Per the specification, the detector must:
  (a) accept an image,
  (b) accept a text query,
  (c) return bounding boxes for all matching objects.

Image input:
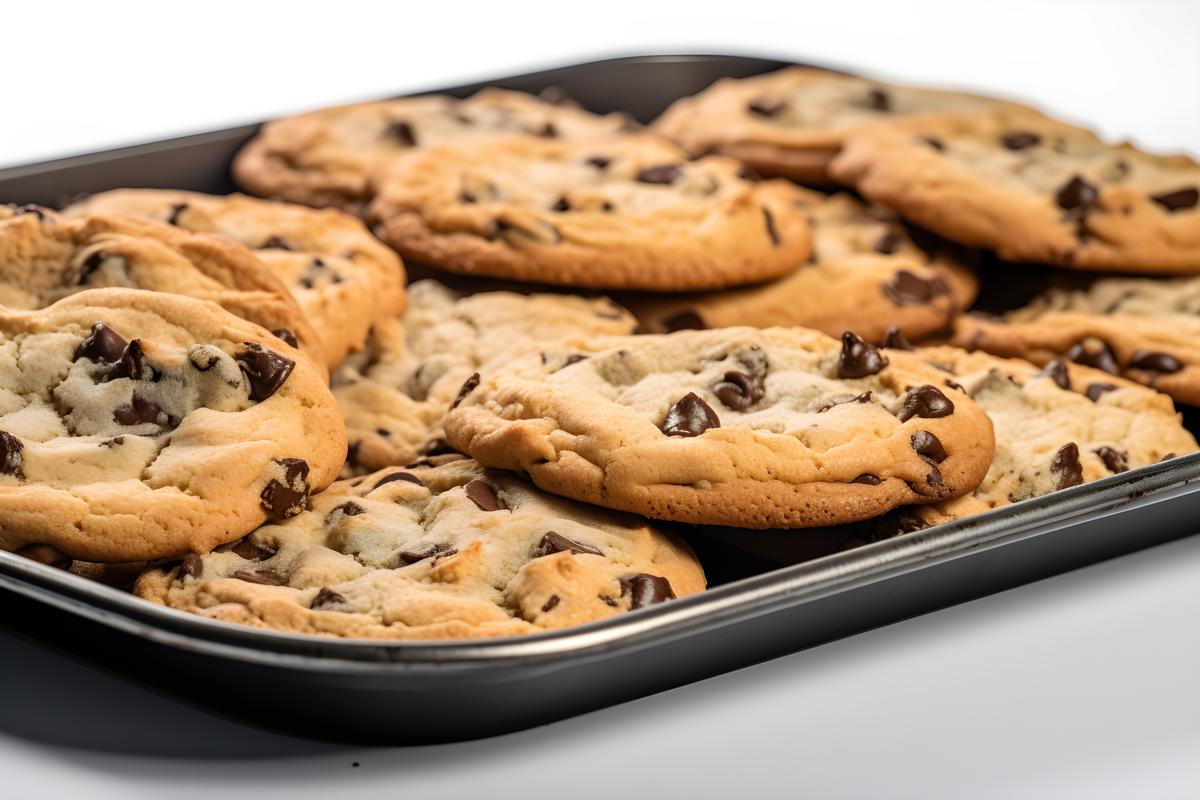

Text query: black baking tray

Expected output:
[2,53,1199,745]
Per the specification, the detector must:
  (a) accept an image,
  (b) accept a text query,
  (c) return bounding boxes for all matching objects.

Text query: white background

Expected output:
[2,1,1199,797]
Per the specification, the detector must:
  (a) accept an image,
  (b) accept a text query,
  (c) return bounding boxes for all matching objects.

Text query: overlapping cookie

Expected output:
[653,67,1035,183]
[0,289,345,563]
[335,280,639,473]
[367,134,812,290]
[135,458,705,640]
[0,204,322,362]
[831,109,1200,273]
[234,87,633,212]
[443,327,995,529]
[623,191,977,342]
[66,190,407,368]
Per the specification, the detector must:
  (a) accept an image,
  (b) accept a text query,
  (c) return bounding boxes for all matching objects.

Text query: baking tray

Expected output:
[2,53,1199,745]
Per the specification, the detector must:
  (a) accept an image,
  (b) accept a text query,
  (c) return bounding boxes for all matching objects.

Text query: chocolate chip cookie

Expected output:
[65,191,407,369]
[952,274,1200,405]
[0,204,323,362]
[443,327,995,529]
[831,109,1200,273]
[336,280,639,474]
[622,190,977,342]
[653,67,1034,184]
[0,289,345,563]
[233,87,633,212]
[134,457,705,640]
[367,134,812,290]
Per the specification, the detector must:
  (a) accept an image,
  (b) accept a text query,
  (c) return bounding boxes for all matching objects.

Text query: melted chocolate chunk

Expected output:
[260,458,310,521]
[896,385,954,422]
[586,155,612,170]
[74,322,127,364]
[817,392,872,412]
[113,396,170,427]
[231,539,276,561]
[541,595,561,613]
[1065,339,1119,374]
[534,531,603,558]
[550,196,571,212]
[837,331,888,379]
[77,251,107,284]
[384,119,417,146]
[1040,359,1071,390]
[852,473,881,485]
[1127,350,1183,373]
[1001,131,1042,150]
[166,202,188,226]
[0,431,23,477]
[311,587,345,609]
[883,270,949,306]
[747,97,788,117]
[465,479,504,512]
[712,370,764,411]
[337,501,365,517]
[911,431,948,464]
[619,573,676,609]
[261,236,291,250]
[661,392,720,437]
[397,543,457,566]
[865,87,891,111]
[663,311,705,331]
[1051,442,1084,489]
[271,328,298,348]
[181,553,203,578]
[1085,382,1117,402]
[874,230,904,255]
[232,569,285,586]
[881,326,913,350]
[762,207,781,245]
[450,373,480,410]
[1095,445,1129,474]
[1055,175,1099,212]
[109,339,156,382]
[374,471,423,489]
[1150,187,1199,212]
[635,164,682,185]
[237,342,295,402]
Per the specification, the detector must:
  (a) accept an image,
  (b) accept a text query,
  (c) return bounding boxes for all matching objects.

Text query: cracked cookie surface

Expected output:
[0,204,322,363]
[622,190,977,342]
[233,87,633,212]
[653,67,1034,184]
[443,327,995,528]
[66,191,407,369]
[830,109,1200,273]
[0,289,345,562]
[367,134,813,290]
[134,457,705,641]
[335,280,638,474]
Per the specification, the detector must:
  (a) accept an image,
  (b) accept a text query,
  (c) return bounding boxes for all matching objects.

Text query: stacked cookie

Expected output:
[5,72,1197,642]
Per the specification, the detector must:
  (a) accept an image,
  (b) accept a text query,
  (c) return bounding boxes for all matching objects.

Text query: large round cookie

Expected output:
[65,190,407,369]
[952,275,1200,405]
[0,289,345,563]
[622,190,977,342]
[0,204,323,364]
[652,67,1034,184]
[367,134,812,291]
[443,327,995,529]
[830,109,1200,273]
[233,87,633,212]
[335,280,639,473]
[135,458,705,641]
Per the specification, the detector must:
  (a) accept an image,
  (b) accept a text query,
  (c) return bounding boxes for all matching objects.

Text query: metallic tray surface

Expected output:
[1,53,1198,744]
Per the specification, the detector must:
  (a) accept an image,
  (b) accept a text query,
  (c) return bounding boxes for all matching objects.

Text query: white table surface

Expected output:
[2,2,1199,797]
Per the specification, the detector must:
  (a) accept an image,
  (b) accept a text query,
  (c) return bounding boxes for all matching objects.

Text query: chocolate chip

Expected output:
[551,196,571,212]
[635,164,682,185]
[397,543,457,565]
[911,431,947,464]
[1127,350,1183,374]
[541,595,561,613]
[232,569,285,586]
[465,479,504,511]
[712,371,765,411]
[166,202,188,226]
[945,379,965,393]
[1095,446,1129,474]
[1065,339,1119,374]
[237,342,295,401]
[384,119,417,146]
[866,508,929,540]
[881,326,913,350]
[762,207,780,245]
[865,87,891,111]
[261,236,291,250]
[450,372,480,410]
[77,251,107,284]
[374,471,423,489]
[837,331,888,379]
[0,430,24,478]
[272,328,298,348]
[1051,442,1083,489]
[534,531,602,558]
[663,311,705,331]
[260,458,310,521]
[113,396,170,427]
[747,97,788,117]
[1001,131,1042,150]
[100,436,124,448]
[181,553,203,578]
[108,339,156,382]
[817,391,872,412]
[896,385,955,422]
[532,121,558,138]
[852,474,881,485]
[311,587,345,609]
[883,270,949,306]
[74,322,127,364]
[1085,382,1117,402]
[619,574,675,609]
[874,230,903,255]
[1055,175,1099,211]
[600,201,615,212]
[600,595,619,608]
[661,392,720,437]
[1151,187,1199,212]
[1040,359,1071,390]
[231,539,276,560]
[921,136,946,152]
[337,501,365,517]
[585,156,612,170]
